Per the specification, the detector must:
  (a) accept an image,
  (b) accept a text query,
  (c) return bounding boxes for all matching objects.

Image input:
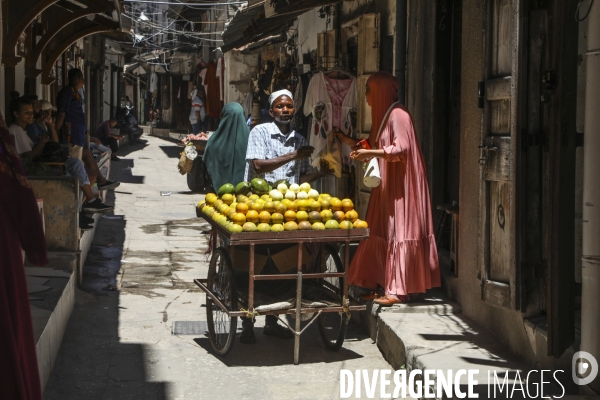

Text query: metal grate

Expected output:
[172,320,243,335]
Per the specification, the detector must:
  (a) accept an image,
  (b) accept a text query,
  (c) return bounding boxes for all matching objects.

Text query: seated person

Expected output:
[93,119,123,161]
[10,97,112,231]
[239,89,332,344]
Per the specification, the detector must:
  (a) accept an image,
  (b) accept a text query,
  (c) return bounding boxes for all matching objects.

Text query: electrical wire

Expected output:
[576,0,594,22]
[123,0,246,5]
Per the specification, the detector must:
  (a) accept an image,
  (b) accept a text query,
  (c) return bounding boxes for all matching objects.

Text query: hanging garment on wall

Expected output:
[205,60,223,118]
[199,68,208,102]
[303,72,357,177]
[242,92,253,118]
[149,72,158,93]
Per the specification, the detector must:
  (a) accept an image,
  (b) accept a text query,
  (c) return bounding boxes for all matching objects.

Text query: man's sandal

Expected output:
[263,324,294,339]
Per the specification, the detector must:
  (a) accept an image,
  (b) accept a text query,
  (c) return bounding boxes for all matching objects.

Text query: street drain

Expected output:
[172,321,242,335]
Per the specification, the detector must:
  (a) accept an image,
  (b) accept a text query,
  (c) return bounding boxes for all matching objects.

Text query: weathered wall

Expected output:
[450,0,572,372]
[29,177,80,252]
[224,50,258,105]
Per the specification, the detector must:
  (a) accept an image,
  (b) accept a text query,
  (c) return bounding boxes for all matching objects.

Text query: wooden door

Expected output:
[478,0,524,309]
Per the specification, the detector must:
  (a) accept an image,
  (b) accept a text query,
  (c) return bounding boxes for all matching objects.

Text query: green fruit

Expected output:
[218,183,235,196]
[325,220,340,230]
[235,181,252,196]
[251,178,269,194]
[312,222,326,230]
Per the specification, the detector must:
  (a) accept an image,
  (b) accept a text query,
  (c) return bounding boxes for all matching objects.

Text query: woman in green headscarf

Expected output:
[202,102,250,190]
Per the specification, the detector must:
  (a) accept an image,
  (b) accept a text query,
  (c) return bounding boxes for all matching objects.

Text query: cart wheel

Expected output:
[206,247,237,356]
[187,158,205,192]
[317,245,349,351]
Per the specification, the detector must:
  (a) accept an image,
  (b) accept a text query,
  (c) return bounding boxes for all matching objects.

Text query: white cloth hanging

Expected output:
[242,92,253,118]
[149,72,158,93]
[303,72,357,177]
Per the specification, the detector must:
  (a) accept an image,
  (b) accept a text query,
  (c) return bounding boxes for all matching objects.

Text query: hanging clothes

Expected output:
[149,72,158,93]
[216,57,224,102]
[303,71,357,177]
[242,92,253,119]
[0,111,47,400]
[205,60,223,118]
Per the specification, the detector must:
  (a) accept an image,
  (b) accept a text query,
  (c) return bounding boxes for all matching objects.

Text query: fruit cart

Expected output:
[194,207,369,365]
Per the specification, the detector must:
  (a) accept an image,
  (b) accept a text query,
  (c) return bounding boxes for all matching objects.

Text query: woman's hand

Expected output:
[350,149,372,161]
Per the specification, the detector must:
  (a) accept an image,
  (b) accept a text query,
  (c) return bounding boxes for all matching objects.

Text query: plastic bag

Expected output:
[312,133,342,178]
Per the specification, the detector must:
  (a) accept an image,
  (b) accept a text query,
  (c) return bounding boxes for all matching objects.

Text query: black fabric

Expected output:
[32,142,69,163]
[101,136,119,154]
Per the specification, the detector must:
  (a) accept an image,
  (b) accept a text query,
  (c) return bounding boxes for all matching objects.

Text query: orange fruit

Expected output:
[246,210,259,223]
[271,212,284,225]
[345,210,359,222]
[242,222,257,232]
[312,222,326,230]
[271,224,284,232]
[339,221,353,229]
[222,194,234,205]
[258,211,272,224]
[214,199,224,209]
[319,199,331,210]
[330,198,342,211]
[284,210,297,222]
[218,204,230,214]
[284,221,298,231]
[264,201,275,213]
[309,200,321,212]
[251,201,264,212]
[320,209,333,222]
[297,199,310,211]
[232,213,246,226]
[298,221,312,230]
[287,200,298,212]
[341,199,354,212]
[275,202,287,214]
[236,203,249,215]
[355,220,368,228]
[296,210,309,222]
[333,211,346,223]
[308,211,322,224]
[325,220,340,229]
[257,223,271,232]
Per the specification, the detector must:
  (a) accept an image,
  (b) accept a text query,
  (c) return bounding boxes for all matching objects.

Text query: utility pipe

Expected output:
[581,0,600,394]
[395,0,407,103]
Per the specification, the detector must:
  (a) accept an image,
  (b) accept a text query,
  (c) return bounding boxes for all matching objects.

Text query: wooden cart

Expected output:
[194,208,368,364]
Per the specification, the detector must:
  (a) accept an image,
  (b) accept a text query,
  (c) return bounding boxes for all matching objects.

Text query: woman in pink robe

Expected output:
[336,71,440,305]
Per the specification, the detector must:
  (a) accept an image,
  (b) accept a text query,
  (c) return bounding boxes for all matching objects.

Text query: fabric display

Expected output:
[205,60,223,118]
[303,71,357,177]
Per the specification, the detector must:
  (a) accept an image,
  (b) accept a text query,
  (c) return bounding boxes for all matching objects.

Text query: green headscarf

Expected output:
[202,102,250,190]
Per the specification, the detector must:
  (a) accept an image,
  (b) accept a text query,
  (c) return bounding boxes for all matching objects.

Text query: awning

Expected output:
[221,1,305,53]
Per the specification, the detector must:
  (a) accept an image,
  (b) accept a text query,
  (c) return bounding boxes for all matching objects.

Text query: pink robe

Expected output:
[349,105,440,295]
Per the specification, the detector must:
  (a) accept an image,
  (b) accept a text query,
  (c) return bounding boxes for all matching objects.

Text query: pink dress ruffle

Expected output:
[349,105,440,295]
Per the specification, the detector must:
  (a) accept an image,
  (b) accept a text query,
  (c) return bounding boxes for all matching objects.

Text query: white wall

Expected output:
[295,8,328,63]
[224,50,258,104]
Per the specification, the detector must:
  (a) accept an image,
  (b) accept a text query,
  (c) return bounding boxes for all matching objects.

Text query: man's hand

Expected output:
[294,146,314,160]
[331,128,359,148]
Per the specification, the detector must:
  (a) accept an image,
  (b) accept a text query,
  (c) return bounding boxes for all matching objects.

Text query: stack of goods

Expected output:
[181,132,210,144]
[197,179,368,233]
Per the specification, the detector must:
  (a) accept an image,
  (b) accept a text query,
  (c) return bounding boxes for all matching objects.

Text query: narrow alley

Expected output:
[42,136,395,400]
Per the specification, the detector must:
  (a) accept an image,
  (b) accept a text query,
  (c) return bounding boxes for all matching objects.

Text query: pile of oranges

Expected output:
[197,182,368,233]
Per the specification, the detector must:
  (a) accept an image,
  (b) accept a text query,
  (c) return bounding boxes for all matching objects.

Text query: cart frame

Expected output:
[194,208,368,364]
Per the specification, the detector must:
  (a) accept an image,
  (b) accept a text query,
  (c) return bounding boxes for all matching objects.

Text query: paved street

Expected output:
[43,135,396,400]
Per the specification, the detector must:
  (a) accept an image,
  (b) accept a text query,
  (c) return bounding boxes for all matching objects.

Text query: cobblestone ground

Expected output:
[43,136,400,400]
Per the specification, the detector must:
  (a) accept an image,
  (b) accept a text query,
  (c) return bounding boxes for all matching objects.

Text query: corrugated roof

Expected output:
[221,1,306,52]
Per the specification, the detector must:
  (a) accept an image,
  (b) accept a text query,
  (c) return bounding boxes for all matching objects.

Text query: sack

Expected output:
[32,142,69,163]
[177,143,197,175]
[362,102,400,188]
[363,157,381,187]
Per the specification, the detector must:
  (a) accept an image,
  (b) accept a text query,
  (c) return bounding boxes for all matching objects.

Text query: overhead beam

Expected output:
[27,5,105,76]
[2,0,59,67]
[41,25,112,84]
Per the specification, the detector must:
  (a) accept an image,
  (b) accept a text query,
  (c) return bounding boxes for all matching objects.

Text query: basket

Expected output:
[178,151,194,175]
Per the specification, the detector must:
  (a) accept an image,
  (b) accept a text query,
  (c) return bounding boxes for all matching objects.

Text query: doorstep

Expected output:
[357,289,566,399]
[26,252,77,394]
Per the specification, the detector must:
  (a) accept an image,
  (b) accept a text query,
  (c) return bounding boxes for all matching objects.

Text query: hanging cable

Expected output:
[576,0,594,22]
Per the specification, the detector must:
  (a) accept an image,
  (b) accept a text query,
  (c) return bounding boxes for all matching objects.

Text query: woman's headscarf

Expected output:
[202,102,250,190]
[366,72,399,145]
